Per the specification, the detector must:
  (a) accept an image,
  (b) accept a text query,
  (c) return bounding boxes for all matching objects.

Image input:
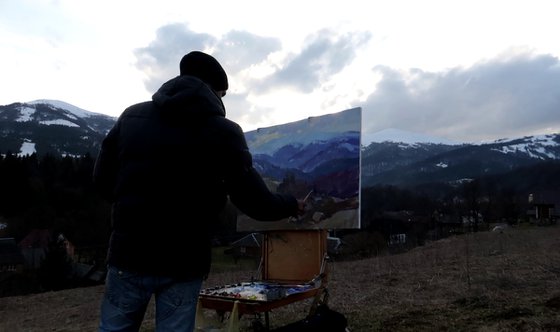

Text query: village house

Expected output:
[17,229,106,283]
[527,192,559,225]
[18,229,52,269]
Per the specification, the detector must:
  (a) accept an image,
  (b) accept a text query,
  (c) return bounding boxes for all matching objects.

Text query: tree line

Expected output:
[0,152,243,247]
[2,153,558,247]
[0,153,110,246]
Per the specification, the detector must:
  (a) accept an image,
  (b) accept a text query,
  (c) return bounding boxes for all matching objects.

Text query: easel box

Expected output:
[262,230,327,283]
[199,230,327,309]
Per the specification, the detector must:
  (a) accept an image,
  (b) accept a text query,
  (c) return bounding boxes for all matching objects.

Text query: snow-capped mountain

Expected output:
[0,100,116,157]
[362,130,560,187]
[245,107,361,154]
[1,99,558,190]
[29,99,101,119]
[364,128,560,161]
[363,128,460,146]
[486,134,560,160]
[245,108,361,198]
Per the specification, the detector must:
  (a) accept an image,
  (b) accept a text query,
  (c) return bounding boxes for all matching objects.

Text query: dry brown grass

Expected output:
[1,224,560,331]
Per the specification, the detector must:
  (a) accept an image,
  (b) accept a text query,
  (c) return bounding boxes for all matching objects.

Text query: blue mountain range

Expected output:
[244,108,361,198]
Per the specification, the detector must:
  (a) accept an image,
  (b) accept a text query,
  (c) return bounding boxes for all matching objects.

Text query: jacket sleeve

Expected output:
[92,121,120,202]
[223,123,299,221]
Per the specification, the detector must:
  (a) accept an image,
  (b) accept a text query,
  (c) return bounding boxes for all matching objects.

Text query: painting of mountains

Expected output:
[237,107,362,231]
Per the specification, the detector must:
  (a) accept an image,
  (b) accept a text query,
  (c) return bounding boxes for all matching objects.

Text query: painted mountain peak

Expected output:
[238,107,362,232]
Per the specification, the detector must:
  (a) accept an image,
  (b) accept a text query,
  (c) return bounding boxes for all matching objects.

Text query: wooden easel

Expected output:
[197,229,329,331]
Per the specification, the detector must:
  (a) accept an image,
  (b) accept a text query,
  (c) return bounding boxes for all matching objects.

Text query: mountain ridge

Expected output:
[1,100,558,189]
[0,100,115,157]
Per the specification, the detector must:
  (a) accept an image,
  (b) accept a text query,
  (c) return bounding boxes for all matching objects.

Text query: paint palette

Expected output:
[200,282,315,302]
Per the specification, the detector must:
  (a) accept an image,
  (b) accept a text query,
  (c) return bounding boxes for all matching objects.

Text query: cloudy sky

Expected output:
[1,0,559,143]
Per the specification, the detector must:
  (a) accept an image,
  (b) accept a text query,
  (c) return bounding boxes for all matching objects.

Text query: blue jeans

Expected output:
[99,266,203,332]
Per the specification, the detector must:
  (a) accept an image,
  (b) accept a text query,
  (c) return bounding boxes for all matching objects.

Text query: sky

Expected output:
[1,0,559,144]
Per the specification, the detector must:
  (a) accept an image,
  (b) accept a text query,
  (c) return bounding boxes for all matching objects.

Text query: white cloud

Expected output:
[0,0,559,142]
[360,51,560,142]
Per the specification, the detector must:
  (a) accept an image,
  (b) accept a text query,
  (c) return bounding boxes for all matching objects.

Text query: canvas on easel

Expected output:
[237,107,362,232]
[198,108,361,329]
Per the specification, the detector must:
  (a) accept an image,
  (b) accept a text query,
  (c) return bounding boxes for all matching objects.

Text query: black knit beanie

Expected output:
[179,51,228,91]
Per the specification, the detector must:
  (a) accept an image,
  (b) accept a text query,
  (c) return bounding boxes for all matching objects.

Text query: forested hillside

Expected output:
[1,152,559,298]
[0,153,109,246]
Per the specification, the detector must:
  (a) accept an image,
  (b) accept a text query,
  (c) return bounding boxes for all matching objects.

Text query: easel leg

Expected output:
[309,287,329,316]
[265,311,270,330]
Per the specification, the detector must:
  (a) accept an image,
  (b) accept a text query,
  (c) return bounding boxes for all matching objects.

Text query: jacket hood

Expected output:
[152,75,226,118]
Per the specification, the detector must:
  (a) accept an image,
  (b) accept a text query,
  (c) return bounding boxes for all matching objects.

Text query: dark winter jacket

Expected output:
[93,75,298,279]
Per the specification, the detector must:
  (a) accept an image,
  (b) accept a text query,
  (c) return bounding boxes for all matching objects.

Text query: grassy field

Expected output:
[1,224,559,331]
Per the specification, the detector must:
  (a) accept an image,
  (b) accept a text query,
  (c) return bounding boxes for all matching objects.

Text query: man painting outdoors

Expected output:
[93,51,304,331]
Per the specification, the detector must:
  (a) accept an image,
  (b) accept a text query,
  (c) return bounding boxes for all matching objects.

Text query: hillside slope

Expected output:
[1,225,559,331]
